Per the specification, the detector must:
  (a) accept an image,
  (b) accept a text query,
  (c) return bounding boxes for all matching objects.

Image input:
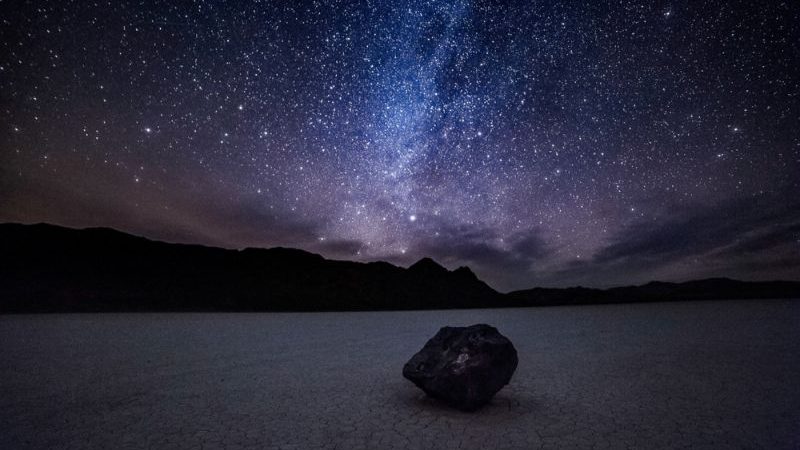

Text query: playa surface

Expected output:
[2,300,799,449]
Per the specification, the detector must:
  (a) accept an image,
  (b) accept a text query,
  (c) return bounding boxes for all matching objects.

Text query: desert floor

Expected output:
[2,300,799,449]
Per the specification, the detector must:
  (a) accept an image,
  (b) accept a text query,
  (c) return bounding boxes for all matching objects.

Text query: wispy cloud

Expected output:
[540,193,800,288]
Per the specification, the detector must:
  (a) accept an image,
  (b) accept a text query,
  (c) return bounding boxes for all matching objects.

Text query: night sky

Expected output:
[1,1,798,291]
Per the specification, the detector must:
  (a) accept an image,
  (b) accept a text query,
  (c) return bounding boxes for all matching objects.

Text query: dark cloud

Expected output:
[595,196,799,265]
[541,194,800,287]
[418,225,548,266]
[311,238,365,257]
[717,223,800,256]
[402,222,552,291]
[5,159,798,292]
[510,232,551,260]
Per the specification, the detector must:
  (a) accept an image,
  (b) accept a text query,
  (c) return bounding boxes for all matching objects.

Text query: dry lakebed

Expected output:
[1,299,799,449]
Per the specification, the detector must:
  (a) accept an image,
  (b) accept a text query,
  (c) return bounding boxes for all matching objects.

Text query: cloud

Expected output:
[415,224,549,267]
[596,196,798,265]
[402,221,552,291]
[311,238,365,257]
[543,193,800,287]
[715,222,800,256]
[5,161,797,291]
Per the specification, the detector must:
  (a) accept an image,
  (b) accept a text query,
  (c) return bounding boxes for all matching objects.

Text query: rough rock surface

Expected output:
[403,324,518,411]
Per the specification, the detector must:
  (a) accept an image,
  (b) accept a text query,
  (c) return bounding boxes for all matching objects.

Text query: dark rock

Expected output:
[403,324,518,411]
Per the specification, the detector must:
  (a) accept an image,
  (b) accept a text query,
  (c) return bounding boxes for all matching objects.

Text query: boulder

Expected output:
[403,324,518,411]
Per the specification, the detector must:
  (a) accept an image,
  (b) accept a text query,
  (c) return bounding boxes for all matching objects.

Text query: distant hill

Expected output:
[0,223,798,313]
[505,278,800,306]
[0,223,499,312]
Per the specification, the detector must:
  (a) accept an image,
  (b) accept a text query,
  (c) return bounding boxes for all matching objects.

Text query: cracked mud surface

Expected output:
[2,300,799,449]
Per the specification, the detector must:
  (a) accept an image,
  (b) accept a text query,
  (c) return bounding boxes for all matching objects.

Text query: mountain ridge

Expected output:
[1,222,798,313]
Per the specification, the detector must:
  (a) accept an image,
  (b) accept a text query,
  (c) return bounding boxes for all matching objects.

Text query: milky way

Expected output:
[1,1,799,290]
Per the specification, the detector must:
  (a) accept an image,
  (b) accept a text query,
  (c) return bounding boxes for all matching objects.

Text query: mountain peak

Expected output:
[453,266,478,280]
[408,257,447,274]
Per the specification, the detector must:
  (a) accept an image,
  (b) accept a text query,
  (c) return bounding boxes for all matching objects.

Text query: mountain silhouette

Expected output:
[0,223,798,313]
[506,278,800,306]
[0,223,499,312]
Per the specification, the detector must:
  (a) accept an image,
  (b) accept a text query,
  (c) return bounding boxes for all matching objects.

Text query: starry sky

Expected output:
[1,1,799,291]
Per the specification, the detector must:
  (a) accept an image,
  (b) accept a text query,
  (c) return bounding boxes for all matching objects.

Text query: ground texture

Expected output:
[1,300,799,449]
